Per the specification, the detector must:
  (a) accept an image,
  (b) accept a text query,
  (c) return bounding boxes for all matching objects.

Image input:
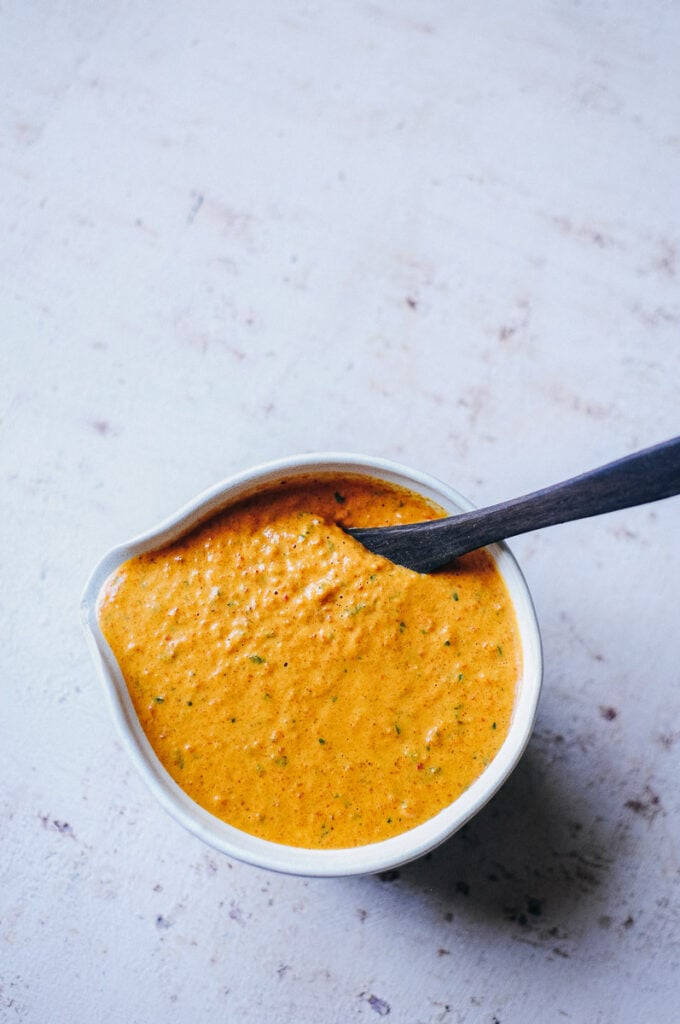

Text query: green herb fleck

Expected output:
[394,723,401,735]
[399,621,406,633]
[334,491,346,504]
[153,696,164,704]
[452,591,459,601]
[444,640,451,646]
[186,700,193,707]
[249,655,266,664]
[318,738,326,745]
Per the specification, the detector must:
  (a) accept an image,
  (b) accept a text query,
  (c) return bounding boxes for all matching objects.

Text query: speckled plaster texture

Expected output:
[2,2,679,1022]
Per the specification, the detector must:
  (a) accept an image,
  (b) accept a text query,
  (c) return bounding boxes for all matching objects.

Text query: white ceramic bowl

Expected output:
[81,453,542,877]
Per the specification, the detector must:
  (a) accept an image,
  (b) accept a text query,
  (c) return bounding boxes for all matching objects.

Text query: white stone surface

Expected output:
[2,2,679,1021]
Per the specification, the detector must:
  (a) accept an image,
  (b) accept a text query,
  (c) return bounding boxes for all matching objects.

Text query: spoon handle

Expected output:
[349,436,680,572]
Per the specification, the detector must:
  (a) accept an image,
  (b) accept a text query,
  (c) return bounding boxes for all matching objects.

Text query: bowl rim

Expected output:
[81,451,543,877]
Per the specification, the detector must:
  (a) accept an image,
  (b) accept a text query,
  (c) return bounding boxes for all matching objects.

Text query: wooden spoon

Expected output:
[346,437,680,572]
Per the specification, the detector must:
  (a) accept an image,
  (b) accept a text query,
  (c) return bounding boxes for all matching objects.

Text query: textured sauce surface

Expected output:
[98,475,521,848]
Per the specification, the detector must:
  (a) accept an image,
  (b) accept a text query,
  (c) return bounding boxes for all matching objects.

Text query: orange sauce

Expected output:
[98,474,520,848]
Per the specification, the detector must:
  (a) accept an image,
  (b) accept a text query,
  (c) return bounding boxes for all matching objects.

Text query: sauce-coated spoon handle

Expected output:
[347,436,680,572]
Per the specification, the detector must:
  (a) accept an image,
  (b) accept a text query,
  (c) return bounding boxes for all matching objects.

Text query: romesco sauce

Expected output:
[97,475,521,848]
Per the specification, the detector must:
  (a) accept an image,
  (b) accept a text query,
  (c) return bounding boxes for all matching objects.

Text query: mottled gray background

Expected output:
[2,2,679,1021]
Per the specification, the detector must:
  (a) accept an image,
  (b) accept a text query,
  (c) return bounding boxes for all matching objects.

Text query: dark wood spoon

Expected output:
[347,437,680,572]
